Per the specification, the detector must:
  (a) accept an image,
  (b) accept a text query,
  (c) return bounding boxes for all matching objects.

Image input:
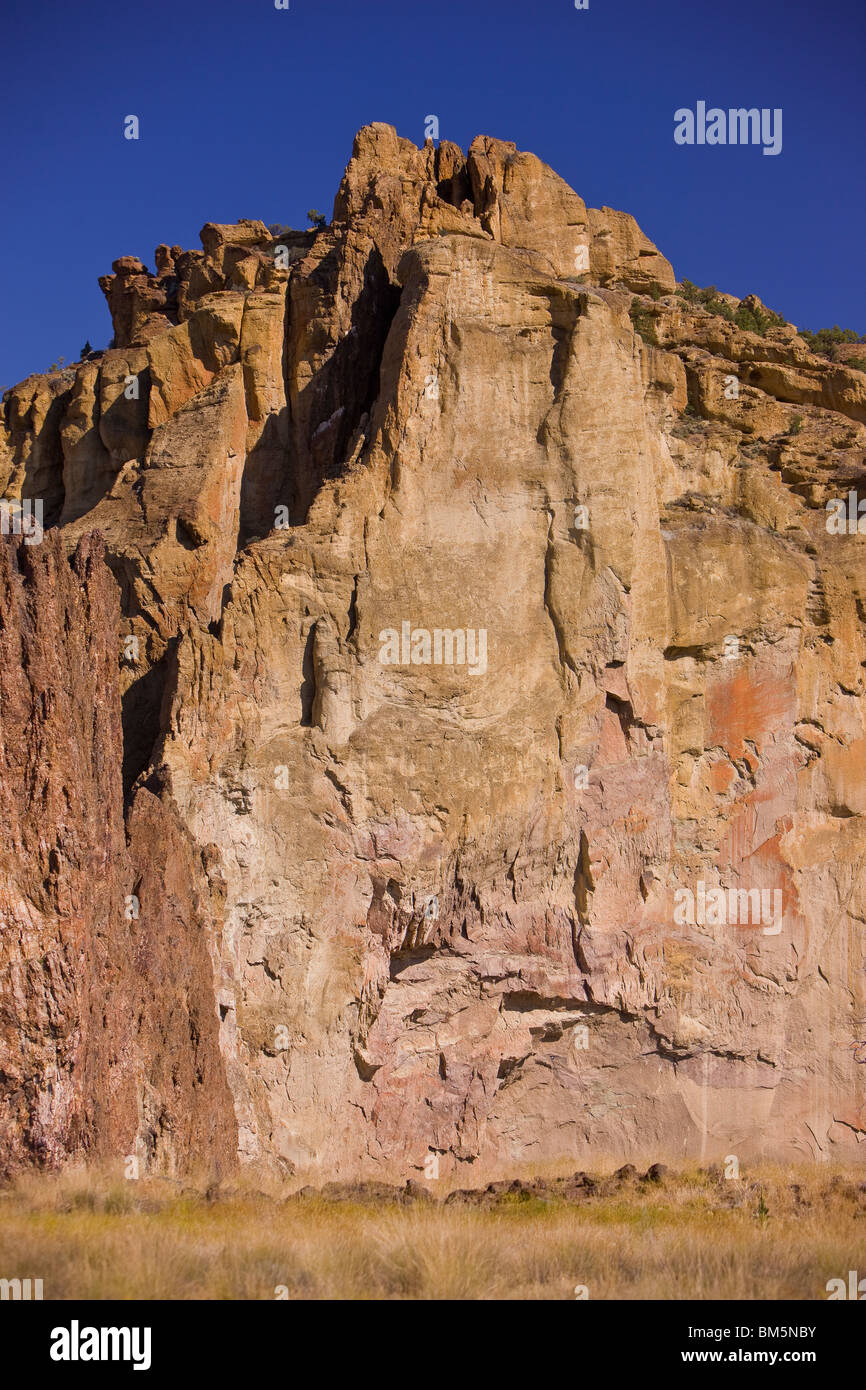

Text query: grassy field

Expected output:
[0,1164,863,1300]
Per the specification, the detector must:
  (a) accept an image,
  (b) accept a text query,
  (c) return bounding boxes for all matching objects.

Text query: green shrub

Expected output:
[678,280,787,335]
[705,297,735,322]
[677,278,702,305]
[800,324,866,358]
[734,302,785,335]
[735,305,760,334]
[629,302,659,346]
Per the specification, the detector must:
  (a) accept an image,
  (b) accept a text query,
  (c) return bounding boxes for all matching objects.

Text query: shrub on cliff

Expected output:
[799,324,866,358]
[629,301,659,346]
[677,281,788,335]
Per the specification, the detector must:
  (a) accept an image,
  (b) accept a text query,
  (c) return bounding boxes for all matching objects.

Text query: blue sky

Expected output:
[2,0,864,386]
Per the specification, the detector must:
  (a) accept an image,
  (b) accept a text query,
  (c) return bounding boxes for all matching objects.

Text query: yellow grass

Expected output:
[0,1164,862,1300]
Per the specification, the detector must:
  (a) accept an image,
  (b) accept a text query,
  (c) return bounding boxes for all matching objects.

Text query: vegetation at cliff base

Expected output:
[0,1164,861,1300]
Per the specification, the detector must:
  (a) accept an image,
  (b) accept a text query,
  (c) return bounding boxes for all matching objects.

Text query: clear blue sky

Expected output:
[2,0,864,387]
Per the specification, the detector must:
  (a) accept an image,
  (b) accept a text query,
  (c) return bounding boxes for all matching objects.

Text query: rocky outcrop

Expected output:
[0,533,236,1178]
[1,124,864,1183]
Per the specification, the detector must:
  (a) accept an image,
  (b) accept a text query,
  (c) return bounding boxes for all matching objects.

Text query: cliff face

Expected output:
[0,534,236,1178]
[1,124,864,1182]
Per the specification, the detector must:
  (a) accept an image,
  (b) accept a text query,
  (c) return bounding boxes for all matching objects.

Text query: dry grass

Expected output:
[0,1163,863,1300]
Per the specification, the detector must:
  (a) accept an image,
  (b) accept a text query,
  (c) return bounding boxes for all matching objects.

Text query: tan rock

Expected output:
[588,205,676,293]
[2,123,864,1182]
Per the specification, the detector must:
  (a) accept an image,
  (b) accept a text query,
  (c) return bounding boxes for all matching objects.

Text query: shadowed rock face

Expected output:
[0,534,236,1179]
[1,123,864,1182]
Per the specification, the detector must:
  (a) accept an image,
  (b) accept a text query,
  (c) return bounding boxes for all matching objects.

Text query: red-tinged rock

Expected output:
[0,533,235,1179]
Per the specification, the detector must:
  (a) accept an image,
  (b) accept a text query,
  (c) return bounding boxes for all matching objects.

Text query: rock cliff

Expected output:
[1,124,864,1182]
[0,535,235,1178]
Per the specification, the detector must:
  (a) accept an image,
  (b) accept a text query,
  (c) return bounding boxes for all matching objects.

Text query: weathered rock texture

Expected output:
[1,124,864,1182]
[0,534,236,1178]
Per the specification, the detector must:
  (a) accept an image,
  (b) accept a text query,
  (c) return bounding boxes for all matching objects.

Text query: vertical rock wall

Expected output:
[0,124,864,1181]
